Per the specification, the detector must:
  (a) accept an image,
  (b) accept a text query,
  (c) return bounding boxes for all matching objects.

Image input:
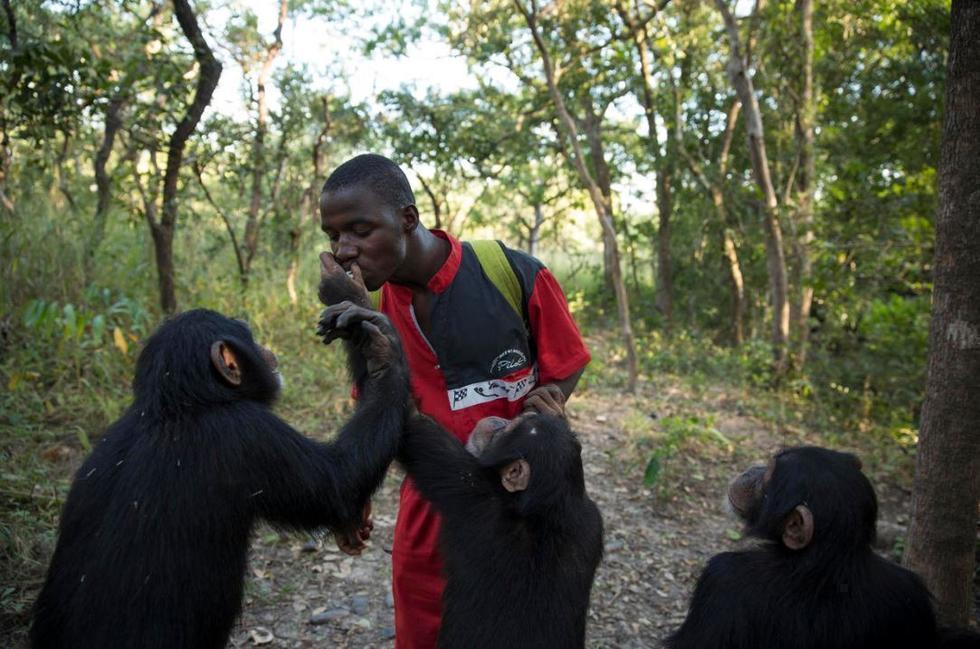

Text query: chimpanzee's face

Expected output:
[320,186,410,291]
[727,462,771,524]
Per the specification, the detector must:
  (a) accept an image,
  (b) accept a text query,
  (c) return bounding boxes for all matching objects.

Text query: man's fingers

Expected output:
[350,262,367,290]
[319,251,344,277]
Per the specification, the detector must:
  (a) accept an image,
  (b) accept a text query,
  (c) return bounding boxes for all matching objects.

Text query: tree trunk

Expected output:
[0,0,18,216]
[152,0,222,314]
[85,96,125,283]
[715,0,789,372]
[625,4,674,328]
[655,169,674,326]
[792,0,816,368]
[529,202,544,257]
[903,0,980,627]
[243,0,287,283]
[582,100,616,294]
[516,0,638,392]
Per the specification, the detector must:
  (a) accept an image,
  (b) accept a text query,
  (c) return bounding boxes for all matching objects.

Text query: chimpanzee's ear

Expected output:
[210,341,242,386]
[782,505,814,550]
[500,459,531,493]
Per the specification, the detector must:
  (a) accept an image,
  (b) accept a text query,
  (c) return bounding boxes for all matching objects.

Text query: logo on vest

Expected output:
[490,349,527,376]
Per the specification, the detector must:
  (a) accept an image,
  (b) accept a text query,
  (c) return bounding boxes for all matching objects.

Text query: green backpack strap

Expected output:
[469,239,523,320]
[368,289,381,309]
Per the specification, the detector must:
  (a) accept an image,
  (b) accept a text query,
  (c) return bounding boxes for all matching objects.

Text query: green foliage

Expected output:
[640,415,732,494]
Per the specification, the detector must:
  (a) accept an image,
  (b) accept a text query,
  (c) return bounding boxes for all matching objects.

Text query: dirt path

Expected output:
[230,377,863,648]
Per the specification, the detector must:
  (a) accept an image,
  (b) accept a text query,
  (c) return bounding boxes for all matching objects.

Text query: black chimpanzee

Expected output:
[396,412,604,649]
[30,306,409,649]
[666,446,945,649]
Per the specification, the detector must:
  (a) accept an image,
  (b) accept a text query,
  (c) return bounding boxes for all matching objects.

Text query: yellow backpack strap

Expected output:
[469,240,523,320]
[369,289,381,310]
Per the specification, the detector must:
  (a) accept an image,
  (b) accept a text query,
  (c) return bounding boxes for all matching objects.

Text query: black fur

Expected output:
[666,446,942,649]
[397,413,604,649]
[30,308,409,649]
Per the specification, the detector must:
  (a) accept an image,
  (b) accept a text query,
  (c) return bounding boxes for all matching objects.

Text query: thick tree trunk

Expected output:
[903,0,980,627]
[152,0,221,314]
[715,0,790,373]
[516,0,638,392]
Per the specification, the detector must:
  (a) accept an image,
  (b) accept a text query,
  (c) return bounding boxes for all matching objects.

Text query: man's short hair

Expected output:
[321,153,416,211]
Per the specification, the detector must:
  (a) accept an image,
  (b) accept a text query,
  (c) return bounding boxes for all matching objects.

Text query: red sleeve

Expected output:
[527,268,591,385]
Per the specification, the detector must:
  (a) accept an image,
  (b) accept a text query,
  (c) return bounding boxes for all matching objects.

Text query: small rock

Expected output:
[379,625,396,640]
[605,539,625,553]
[249,627,274,645]
[351,594,370,616]
[310,608,349,625]
[385,588,395,608]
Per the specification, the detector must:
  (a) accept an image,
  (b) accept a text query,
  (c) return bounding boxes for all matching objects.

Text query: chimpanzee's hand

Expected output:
[317,302,397,378]
[522,384,566,418]
[318,252,371,308]
[335,502,373,556]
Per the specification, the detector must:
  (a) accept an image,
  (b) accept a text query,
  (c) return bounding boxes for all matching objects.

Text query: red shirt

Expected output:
[379,231,590,648]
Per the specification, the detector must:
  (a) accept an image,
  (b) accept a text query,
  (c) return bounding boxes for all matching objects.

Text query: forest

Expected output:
[1,0,977,646]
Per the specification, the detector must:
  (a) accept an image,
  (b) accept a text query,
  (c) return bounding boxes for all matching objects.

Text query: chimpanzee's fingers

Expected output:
[335,305,390,332]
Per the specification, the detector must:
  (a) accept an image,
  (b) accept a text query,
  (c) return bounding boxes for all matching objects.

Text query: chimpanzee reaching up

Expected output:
[396,412,604,649]
[666,446,944,649]
[30,306,409,649]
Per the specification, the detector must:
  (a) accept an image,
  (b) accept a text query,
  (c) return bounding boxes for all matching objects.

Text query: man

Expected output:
[318,153,590,648]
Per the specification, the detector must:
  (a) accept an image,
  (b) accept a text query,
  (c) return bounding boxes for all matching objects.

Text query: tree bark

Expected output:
[715,0,790,371]
[903,0,980,627]
[151,0,222,314]
[516,0,639,392]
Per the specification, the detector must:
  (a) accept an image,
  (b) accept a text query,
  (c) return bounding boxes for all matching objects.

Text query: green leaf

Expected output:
[643,455,661,487]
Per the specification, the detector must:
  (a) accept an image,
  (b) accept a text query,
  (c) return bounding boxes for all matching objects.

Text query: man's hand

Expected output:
[522,383,567,418]
[335,502,373,556]
[318,251,371,308]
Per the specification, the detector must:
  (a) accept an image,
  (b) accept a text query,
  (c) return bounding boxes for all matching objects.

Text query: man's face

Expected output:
[320,185,408,291]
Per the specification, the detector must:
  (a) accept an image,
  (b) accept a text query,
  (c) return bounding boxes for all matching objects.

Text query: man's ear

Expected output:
[782,505,814,550]
[401,204,420,233]
[500,459,531,493]
[210,341,242,386]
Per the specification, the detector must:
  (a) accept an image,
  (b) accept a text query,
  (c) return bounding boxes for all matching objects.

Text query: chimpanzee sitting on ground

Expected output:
[30,306,408,649]
[396,412,604,649]
[666,446,944,649]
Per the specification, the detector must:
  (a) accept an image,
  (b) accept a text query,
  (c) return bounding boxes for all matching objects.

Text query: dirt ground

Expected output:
[226,377,924,649]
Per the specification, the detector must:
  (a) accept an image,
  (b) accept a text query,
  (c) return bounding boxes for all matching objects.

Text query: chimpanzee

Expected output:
[666,446,944,649]
[30,306,409,649]
[396,412,604,649]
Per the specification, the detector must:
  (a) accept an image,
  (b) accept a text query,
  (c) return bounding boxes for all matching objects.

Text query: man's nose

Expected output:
[334,237,358,262]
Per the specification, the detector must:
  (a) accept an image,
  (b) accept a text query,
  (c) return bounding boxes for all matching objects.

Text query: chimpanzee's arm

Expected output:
[238,307,410,534]
[397,414,496,520]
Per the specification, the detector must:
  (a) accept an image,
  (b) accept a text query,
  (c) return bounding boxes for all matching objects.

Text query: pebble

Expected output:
[351,594,370,616]
[309,608,349,625]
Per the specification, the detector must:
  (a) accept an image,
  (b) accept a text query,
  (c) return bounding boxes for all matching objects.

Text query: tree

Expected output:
[903,0,980,627]
[146,0,221,313]
[715,0,790,371]
[514,0,639,392]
